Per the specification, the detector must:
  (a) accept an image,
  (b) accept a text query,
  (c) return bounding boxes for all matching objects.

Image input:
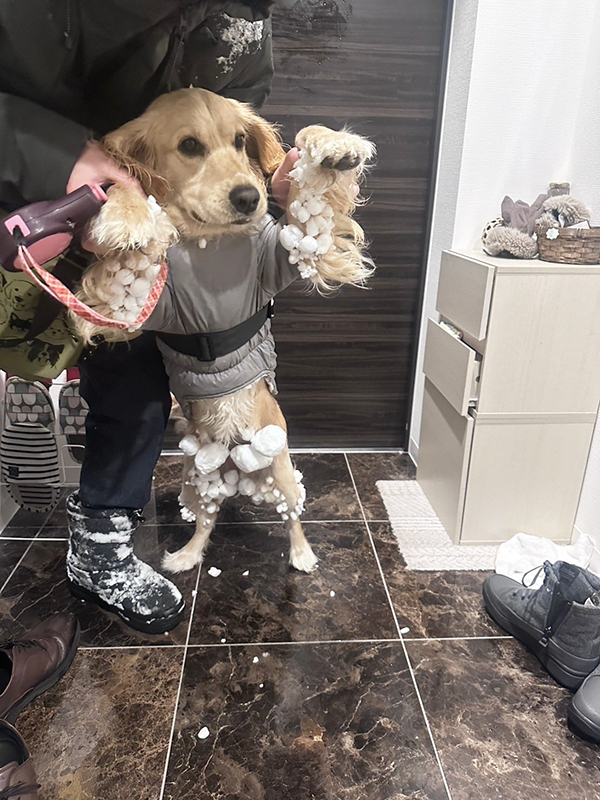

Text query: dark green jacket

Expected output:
[0,0,293,210]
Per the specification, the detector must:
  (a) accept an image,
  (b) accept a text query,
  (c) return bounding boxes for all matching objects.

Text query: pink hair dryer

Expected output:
[0,184,107,271]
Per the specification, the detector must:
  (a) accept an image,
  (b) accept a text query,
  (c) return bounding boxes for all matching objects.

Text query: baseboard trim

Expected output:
[408,437,419,467]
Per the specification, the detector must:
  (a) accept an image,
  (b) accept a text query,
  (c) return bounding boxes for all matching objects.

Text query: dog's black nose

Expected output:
[229,184,260,216]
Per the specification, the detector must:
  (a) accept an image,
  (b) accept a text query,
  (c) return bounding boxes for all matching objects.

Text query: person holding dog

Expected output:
[0,1,299,634]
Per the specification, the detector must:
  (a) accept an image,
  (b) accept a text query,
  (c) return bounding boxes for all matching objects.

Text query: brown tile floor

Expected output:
[1,452,599,799]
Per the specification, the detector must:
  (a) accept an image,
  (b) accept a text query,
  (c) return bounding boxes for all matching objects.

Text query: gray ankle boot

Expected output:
[569,663,600,742]
[483,561,600,689]
[66,493,185,634]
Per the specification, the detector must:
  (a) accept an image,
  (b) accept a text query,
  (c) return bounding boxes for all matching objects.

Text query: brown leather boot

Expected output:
[0,614,80,724]
[0,720,39,799]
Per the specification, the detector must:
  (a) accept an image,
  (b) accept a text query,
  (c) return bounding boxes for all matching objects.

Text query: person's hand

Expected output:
[271,147,300,209]
[66,140,144,196]
[68,141,145,252]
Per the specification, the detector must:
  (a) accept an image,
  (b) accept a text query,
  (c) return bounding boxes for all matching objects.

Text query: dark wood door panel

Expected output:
[271,0,446,47]
[265,0,449,447]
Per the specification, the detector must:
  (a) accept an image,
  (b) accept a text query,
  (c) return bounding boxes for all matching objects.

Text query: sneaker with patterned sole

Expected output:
[4,379,55,429]
[58,380,88,463]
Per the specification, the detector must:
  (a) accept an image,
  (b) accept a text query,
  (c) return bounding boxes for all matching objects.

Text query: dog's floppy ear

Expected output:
[242,108,285,176]
[102,117,170,198]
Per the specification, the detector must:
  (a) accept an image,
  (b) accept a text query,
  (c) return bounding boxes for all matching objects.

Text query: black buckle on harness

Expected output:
[157,301,274,362]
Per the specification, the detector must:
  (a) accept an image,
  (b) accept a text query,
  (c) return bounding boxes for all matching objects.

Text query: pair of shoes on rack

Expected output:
[484,561,600,743]
[0,377,87,514]
[0,613,80,798]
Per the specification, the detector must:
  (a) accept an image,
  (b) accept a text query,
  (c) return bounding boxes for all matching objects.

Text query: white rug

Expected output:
[376,480,498,571]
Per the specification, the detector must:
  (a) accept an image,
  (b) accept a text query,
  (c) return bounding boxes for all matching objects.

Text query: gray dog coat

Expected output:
[145,215,297,408]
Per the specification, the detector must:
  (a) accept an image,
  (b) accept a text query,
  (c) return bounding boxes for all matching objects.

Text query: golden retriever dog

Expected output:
[74,88,374,575]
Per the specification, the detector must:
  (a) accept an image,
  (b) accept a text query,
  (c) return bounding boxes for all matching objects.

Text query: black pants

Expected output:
[77,332,171,510]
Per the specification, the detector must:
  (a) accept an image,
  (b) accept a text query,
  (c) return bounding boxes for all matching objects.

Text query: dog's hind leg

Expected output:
[269,449,318,573]
[162,456,221,573]
[162,497,221,574]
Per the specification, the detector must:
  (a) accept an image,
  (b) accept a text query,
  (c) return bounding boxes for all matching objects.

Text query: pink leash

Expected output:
[14,244,168,331]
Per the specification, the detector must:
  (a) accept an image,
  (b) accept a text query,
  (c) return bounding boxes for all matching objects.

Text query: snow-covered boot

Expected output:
[66,493,185,634]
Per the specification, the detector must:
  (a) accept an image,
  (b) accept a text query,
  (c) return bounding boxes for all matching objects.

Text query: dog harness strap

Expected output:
[14,245,168,332]
[157,300,274,362]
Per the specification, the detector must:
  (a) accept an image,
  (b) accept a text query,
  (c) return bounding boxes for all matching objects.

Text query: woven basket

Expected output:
[536,226,600,264]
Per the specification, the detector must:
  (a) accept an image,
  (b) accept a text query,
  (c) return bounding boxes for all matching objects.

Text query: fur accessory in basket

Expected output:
[482,192,591,259]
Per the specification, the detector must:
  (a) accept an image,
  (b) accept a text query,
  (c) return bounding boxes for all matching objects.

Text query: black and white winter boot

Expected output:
[483,561,600,689]
[66,493,185,634]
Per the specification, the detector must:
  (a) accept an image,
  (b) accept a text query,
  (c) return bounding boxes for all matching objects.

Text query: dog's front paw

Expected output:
[162,548,201,574]
[289,542,319,573]
[296,125,375,172]
[88,184,162,251]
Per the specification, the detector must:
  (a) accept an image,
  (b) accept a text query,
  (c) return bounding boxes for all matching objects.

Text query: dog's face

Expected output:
[103,88,285,239]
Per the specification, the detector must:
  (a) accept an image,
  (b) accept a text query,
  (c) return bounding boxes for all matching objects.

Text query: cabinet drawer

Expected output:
[423,319,480,416]
[461,415,595,544]
[437,251,495,341]
[417,379,474,544]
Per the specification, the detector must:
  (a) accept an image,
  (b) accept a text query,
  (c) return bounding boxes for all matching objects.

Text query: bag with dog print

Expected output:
[0,251,86,381]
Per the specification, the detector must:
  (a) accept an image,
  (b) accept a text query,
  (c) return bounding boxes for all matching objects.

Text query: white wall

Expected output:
[571,10,600,566]
[407,0,479,461]
[410,0,600,462]
[410,0,600,559]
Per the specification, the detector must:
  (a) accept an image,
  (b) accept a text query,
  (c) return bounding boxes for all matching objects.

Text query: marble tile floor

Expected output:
[1,452,599,799]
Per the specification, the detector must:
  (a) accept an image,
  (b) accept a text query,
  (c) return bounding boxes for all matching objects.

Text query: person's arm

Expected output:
[0,93,91,207]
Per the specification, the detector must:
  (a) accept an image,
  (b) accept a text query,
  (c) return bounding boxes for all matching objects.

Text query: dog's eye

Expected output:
[178,137,205,156]
[234,133,246,151]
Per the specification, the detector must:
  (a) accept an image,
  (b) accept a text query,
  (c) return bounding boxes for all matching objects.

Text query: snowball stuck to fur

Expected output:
[179,434,200,456]
[146,264,162,281]
[290,200,310,223]
[180,506,196,522]
[230,444,273,473]
[207,567,222,577]
[123,295,140,312]
[251,425,287,458]
[147,195,162,216]
[108,283,126,298]
[305,196,325,216]
[305,218,320,238]
[295,206,311,224]
[223,469,239,486]
[298,235,318,255]
[316,233,333,255]
[114,269,135,285]
[279,224,304,250]
[129,277,152,297]
[194,442,230,474]
[238,477,256,496]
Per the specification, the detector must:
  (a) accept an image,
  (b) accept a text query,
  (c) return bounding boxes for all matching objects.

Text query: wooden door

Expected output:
[264,0,450,448]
